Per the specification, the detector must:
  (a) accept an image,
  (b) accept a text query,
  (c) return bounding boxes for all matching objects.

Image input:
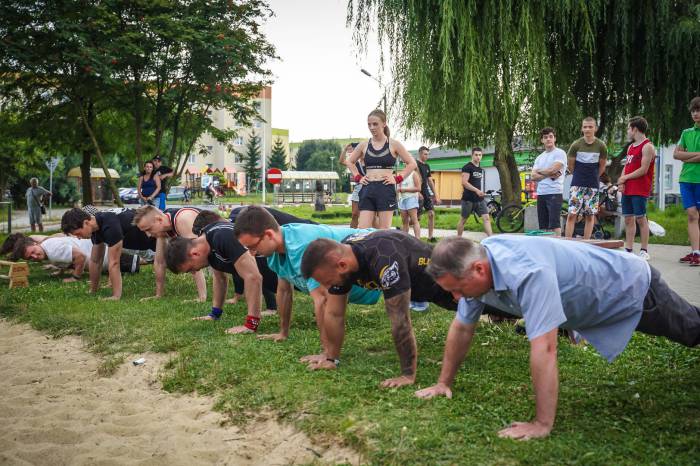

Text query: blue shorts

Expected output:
[398,196,419,211]
[621,194,648,217]
[680,182,700,211]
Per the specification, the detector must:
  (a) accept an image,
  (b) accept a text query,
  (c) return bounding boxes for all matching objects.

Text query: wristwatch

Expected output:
[326,358,340,367]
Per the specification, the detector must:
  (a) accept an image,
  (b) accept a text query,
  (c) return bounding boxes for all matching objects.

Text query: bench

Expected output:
[0,260,29,289]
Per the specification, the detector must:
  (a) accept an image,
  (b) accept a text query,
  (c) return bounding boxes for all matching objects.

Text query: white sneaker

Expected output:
[638,250,650,261]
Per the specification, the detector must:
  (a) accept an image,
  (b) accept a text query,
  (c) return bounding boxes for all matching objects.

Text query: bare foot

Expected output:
[261,309,277,317]
[225,325,254,335]
[225,294,242,305]
[192,315,218,321]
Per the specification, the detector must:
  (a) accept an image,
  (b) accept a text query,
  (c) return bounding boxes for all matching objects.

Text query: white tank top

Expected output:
[398,173,418,200]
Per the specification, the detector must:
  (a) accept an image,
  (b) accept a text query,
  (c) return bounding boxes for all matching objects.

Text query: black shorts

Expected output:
[536,193,563,230]
[358,181,397,212]
[119,253,140,273]
[421,192,434,211]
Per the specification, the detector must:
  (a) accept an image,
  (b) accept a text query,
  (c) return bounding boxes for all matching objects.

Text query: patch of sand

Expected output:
[0,320,360,465]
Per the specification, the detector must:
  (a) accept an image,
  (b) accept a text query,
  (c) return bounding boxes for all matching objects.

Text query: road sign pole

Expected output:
[45,157,60,219]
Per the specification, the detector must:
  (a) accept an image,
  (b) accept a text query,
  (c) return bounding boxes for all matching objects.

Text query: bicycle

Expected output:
[470,189,502,225]
[495,190,537,233]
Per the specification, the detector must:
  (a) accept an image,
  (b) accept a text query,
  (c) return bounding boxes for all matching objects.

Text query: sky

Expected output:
[262,0,424,149]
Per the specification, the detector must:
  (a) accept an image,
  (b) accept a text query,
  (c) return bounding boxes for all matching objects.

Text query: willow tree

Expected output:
[348,0,700,202]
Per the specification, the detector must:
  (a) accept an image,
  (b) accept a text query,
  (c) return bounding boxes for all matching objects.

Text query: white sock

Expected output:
[693,250,700,255]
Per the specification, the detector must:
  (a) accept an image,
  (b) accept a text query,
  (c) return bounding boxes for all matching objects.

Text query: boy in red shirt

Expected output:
[617,116,656,260]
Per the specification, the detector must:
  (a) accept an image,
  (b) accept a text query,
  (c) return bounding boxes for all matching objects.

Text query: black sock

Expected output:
[625,248,633,253]
[641,248,648,252]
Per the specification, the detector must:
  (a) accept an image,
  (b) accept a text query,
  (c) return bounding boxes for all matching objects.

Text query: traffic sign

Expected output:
[267,168,282,185]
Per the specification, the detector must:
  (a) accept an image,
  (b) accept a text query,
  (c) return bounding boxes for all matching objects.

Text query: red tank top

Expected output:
[623,139,654,197]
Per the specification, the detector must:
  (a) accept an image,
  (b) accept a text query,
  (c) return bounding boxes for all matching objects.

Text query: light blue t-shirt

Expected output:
[267,223,381,305]
[456,235,651,362]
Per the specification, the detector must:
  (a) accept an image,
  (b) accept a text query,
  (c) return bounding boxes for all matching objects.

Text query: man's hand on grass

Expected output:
[307,359,337,371]
[380,375,416,388]
[225,325,254,335]
[257,333,287,342]
[415,383,452,399]
[497,420,552,441]
[299,353,326,363]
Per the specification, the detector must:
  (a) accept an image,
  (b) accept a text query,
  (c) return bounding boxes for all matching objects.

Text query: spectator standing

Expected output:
[26,177,51,232]
[673,96,700,266]
[397,168,422,238]
[531,128,567,235]
[565,117,608,239]
[617,116,656,260]
[416,146,441,242]
[152,156,174,210]
[137,160,161,206]
[457,147,492,237]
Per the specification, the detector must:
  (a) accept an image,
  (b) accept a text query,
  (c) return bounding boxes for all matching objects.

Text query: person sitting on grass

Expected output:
[132,205,207,302]
[414,236,699,440]
[166,220,276,334]
[61,208,156,300]
[232,205,381,364]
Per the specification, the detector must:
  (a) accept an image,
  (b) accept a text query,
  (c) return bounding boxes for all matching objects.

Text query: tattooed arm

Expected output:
[381,290,418,388]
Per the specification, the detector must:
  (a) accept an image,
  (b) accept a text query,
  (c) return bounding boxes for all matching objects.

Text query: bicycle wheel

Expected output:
[487,201,501,217]
[496,204,524,233]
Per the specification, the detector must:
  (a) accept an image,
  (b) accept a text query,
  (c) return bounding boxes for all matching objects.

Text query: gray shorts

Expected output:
[461,199,488,218]
[28,207,42,225]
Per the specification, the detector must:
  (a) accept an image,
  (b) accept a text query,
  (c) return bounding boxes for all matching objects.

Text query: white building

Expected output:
[183,86,272,193]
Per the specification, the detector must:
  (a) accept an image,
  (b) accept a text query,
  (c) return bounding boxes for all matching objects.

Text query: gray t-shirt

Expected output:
[26,186,50,210]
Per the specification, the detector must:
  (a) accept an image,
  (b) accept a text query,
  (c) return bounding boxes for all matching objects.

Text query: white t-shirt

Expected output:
[41,237,108,269]
[533,147,567,195]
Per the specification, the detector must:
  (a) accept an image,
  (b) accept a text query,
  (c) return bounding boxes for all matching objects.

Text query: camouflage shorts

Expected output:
[568,186,599,216]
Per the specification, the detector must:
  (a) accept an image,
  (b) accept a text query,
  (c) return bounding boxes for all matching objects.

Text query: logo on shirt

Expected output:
[417,257,431,267]
[379,261,400,289]
[344,231,372,243]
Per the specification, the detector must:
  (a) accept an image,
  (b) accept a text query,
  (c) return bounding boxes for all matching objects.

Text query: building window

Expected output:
[206,145,213,152]
[234,136,244,146]
[254,120,262,128]
[188,153,196,164]
[207,110,212,116]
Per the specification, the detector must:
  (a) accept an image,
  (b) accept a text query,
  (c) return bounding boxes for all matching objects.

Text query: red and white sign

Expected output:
[267,168,282,184]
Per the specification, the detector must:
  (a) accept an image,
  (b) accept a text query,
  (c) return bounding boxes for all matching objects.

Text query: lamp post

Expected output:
[329,156,335,172]
[361,68,387,113]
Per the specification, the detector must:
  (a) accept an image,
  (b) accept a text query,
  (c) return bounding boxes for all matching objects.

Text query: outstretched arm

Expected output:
[381,290,418,388]
[259,278,293,341]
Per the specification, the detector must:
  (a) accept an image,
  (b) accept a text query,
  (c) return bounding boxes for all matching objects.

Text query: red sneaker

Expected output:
[689,254,700,267]
[680,252,695,263]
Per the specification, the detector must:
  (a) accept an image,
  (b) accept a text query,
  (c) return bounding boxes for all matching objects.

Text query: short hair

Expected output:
[61,208,91,234]
[426,237,487,279]
[30,177,38,185]
[628,116,648,134]
[233,205,280,238]
[132,205,159,226]
[1,233,25,255]
[418,146,429,154]
[192,210,224,236]
[471,147,483,154]
[10,236,37,261]
[301,238,344,279]
[540,127,556,138]
[689,96,700,112]
[582,116,597,126]
[165,236,195,273]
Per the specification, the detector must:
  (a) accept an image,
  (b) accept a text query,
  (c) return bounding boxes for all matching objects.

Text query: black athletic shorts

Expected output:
[119,253,140,273]
[358,181,397,212]
[536,193,563,230]
[421,192,434,211]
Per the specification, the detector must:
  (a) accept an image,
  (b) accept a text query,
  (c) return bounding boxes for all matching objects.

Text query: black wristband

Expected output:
[326,358,340,367]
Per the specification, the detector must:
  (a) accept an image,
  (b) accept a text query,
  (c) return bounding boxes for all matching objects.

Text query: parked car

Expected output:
[166,186,186,201]
[120,188,140,204]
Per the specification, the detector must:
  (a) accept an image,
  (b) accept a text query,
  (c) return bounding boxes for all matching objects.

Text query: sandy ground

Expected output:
[0,320,360,466]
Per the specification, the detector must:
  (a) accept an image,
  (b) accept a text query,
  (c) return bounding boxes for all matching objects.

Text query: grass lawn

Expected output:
[1,230,698,465]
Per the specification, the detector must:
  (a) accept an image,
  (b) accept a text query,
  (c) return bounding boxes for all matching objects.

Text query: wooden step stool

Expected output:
[0,260,29,288]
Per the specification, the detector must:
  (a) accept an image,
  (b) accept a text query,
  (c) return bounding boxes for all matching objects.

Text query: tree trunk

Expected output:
[76,98,124,207]
[493,126,521,205]
[80,147,93,205]
[133,86,144,169]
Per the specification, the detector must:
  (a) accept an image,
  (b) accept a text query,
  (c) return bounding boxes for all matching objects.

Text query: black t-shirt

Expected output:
[202,222,277,292]
[229,206,316,225]
[153,165,174,193]
[416,161,432,195]
[92,210,156,251]
[461,162,484,201]
[328,230,456,309]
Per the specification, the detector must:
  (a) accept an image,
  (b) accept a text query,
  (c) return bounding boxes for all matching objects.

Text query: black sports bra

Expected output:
[364,138,396,170]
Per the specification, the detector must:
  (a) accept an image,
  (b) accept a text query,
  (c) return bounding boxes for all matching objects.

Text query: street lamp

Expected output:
[360,68,387,113]
[329,156,335,172]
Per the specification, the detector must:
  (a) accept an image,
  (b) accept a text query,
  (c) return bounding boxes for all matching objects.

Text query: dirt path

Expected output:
[0,320,359,466]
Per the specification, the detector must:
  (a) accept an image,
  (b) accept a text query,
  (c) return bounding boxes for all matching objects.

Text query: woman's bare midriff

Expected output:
[365,168,394,181]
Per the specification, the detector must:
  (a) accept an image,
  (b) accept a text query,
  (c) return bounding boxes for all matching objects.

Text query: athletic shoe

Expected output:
[680,252,695,263]
[638,250,650,261]
[410,301,429,312]
[689,254,700,267]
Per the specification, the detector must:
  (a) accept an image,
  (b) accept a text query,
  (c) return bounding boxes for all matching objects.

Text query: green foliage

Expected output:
[242,130,262,192]
[294,140,343,171]
[268,137,289,171]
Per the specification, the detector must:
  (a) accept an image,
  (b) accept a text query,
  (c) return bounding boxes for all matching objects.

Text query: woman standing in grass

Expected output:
[137,161,161,207]
[346,109,417,229]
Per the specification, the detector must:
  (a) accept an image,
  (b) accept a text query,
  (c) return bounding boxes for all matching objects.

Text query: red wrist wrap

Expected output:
[244,315,260,331]
[354,174,362,183]
[394,174,404,184]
